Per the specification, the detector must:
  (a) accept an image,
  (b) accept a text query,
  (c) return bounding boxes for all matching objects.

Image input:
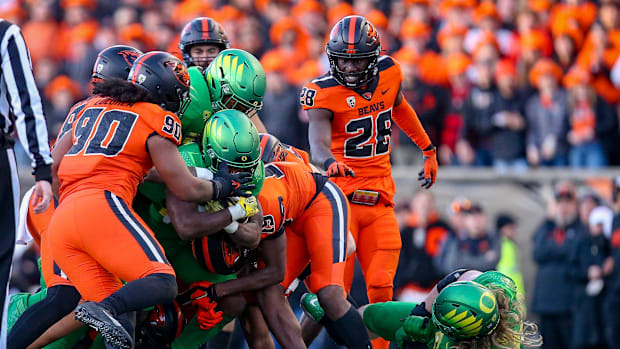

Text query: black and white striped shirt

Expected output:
[0,19,52,181]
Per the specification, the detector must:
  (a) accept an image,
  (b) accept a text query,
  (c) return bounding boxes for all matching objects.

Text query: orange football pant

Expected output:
[48,189,174,302]
[344,202,401,349]
[282,181,349,294]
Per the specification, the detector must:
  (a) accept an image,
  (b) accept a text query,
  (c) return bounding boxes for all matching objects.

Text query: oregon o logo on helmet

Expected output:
[479,291,496,314]
[241,155,248,161]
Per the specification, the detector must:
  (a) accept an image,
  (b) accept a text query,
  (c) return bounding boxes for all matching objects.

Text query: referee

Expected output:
[0,19,53,343]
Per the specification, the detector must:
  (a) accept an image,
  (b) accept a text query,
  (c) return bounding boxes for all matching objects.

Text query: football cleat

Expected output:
[300,293,325,322]
[75,302,134,349]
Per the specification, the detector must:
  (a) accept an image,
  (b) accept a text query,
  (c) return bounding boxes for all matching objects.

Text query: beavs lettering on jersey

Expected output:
[358,101,385,116]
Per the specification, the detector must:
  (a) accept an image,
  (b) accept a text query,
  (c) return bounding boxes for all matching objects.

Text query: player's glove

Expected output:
[196,301,224,330]
[418,145,438,189]
[212,162,255,200]
[190,281,220,304]
[402,315,435,344]
[324,158,355,177]
[228,196,259,220]
[395,326,417,349]
[189,281,224,330]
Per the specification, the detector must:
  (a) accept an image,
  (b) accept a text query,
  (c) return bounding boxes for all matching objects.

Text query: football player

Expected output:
[7,45,143,349]
[152,110,264,349]
[179,17,230,68]
[302,270,542,349]
[43,51,254,349]
[301,16,439,349]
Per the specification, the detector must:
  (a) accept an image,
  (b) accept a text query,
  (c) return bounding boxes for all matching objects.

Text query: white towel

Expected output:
[15,186,35,245]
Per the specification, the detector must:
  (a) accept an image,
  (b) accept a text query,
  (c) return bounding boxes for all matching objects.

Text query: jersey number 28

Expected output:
[344,109,392,158]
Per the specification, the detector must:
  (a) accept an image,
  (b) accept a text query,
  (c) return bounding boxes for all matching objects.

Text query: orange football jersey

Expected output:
[258,162,326,240]
[58,96,182,204]
[301,55,403,202]
[54,97,92,143]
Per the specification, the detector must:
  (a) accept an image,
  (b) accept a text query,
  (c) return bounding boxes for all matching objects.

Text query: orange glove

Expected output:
[324,158,355,177]
[195,299,224,330]
[190,281,218,304]
[418,146,438,189]
[189,281,224,330]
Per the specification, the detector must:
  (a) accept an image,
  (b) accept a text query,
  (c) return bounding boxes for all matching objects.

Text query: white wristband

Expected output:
[224,221,239,234]
[228,203,246,221]
[195,167,214,180]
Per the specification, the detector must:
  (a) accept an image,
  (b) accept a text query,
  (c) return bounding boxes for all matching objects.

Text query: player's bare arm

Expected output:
[213,233,286,298]
[229,204,263,250]
[149,135,216,202]
[250,114,268,133]
[148,135,253,202]
[255,282,307,349]
[165,188,234,240]
[307,108,335,167]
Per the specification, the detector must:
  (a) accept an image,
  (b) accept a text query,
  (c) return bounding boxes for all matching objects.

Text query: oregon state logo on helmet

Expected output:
[165,60,190,88]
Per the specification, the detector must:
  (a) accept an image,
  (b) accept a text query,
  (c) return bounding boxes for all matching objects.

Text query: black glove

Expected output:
[211,162,255,200]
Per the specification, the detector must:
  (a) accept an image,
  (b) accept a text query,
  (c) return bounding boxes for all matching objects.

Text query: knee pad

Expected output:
[367,286,393,304]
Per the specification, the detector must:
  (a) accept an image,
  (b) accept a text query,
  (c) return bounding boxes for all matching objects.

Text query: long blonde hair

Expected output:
[451,285,543,349]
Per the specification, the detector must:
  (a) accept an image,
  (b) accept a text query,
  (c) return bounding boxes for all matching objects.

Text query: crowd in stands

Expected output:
[3,0,620,169]
[393,178,620,349]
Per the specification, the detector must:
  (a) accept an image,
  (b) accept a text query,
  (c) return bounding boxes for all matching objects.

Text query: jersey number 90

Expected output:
[66,108,138,157]
[344,109,392,158]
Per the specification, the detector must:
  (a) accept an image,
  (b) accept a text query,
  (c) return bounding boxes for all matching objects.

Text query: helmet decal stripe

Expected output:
[129,51,157,84]
[201,18,210,40]
[347,16,357,50]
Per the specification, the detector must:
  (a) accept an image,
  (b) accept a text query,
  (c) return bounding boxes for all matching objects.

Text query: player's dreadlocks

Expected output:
[92,77,159,105]
[452,284,543,349]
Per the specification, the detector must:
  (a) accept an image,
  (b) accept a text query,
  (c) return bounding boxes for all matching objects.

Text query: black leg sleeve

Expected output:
[7,285,81,349]
[99,273,177,316]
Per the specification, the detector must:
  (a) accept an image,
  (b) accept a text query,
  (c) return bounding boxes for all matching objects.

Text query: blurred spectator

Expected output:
[434,202,500,275]
[568,206,614,349]
[491,59,527,172]
[579,192,601,229]
[392,44,449,165]
[259,53,307,150]
[394,191,450,303]
[564,66,616,168]
[532,180,584,349]
[44,75,83,135]
[495,213,525,296]
[525,58,570,166]
[447,196,471,237]
[456,46,498,166]
[607,176,620,348]
[440,52,470,164]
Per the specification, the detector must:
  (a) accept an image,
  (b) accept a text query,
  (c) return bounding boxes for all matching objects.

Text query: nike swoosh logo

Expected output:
[381,88,390,95]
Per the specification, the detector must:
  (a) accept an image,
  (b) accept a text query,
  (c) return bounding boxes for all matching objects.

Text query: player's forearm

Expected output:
[166,189,231,240]
[216,267,283,298]
[392,98,432,150]
[229,219,261,249]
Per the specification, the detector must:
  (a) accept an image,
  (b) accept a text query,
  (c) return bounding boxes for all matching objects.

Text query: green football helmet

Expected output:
[473,271,518,302]
[181,67,213,142]
[205,49,266,115]
[202,109,264,195]
[432,281,500,341]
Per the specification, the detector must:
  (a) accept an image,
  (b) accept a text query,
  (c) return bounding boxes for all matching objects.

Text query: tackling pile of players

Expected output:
[6,14,541,349]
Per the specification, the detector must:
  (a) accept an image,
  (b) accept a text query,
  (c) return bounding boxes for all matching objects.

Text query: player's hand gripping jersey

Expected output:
[58,95,182,203]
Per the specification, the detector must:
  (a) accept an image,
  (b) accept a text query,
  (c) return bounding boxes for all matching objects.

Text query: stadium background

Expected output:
[5,0,620,347]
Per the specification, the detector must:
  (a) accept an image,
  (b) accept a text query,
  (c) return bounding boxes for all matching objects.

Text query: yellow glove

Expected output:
[228,195,259,220]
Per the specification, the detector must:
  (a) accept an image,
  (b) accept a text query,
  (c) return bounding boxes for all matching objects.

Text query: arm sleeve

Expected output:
[392,98,432,150]
[2,24,52,181]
